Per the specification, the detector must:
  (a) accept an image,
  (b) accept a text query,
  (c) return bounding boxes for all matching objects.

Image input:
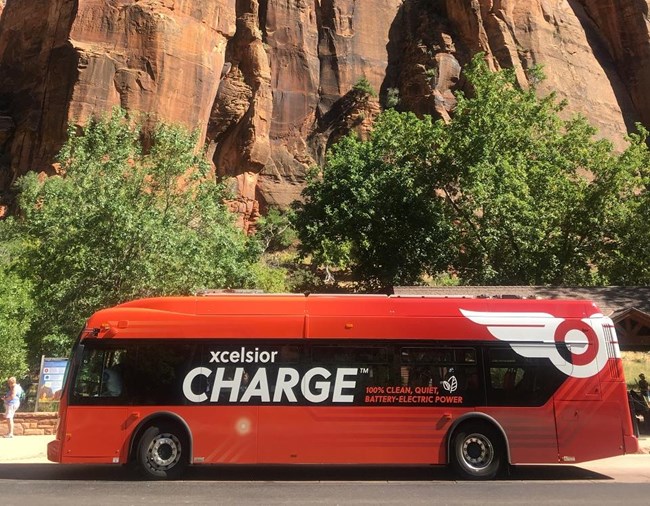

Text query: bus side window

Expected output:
[132,342,200,405]
[73,347,127,401]
[400,347,481,406]
[486,347,567,406]
[73,349,103,398]
[310,345,393,394]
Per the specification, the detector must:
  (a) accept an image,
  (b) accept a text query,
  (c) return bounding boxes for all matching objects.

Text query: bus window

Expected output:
[72,347,127,402]
[276,344,301,363]
[486,347,567,406]
[400,347,481,405]
[311,345,394,392]
[129,342,201,405]
[311,346,387,364]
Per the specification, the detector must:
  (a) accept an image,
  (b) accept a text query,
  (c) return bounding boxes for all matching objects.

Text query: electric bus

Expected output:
[47,294,638,480]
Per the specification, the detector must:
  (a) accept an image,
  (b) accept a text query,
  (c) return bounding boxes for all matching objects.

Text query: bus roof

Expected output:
[110,293,602,317]
[75,294,607,342]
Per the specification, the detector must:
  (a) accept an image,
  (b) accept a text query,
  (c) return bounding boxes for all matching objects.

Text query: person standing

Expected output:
[2,376,21,438]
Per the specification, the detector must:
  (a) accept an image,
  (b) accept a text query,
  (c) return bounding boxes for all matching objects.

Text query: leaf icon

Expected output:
[442,380,450,391]
[449,376,458,393]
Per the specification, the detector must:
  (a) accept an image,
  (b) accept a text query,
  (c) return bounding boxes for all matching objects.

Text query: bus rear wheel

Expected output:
[450,422,504,480]
[137,424,188,480]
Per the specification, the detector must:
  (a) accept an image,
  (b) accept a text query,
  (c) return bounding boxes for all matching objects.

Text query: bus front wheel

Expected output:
[450,422,504,480]
[137,424,188,480]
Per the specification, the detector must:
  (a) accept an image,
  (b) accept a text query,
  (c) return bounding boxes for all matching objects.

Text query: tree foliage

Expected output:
[437,57,633,285]
[294,54,647,288]
[5,109,260,356]
[352,77,378,98]
[293,110,453,290]
[0,233,33,380]
[256,207,297,253]
[597,126,650,284]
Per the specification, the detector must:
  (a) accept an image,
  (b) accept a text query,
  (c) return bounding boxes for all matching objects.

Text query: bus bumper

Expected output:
[47,438,62,463]
[624,434,639,454]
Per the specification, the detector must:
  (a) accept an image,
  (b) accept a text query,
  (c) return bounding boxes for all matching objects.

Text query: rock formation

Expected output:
[1,0,649,226]
[0,0,236,201]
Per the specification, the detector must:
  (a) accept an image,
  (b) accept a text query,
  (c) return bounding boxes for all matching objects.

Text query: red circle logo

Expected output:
[554,321,599,367]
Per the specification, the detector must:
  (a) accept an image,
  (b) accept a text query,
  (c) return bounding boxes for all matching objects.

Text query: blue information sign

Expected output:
[36,356,68,411]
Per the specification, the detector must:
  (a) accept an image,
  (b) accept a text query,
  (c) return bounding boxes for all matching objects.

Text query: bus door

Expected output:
[63,344,129,462]
[554,319,626,462]
[483,346,564,464]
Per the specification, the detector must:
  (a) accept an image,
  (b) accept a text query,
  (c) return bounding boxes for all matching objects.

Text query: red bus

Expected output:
[47,294,638,480]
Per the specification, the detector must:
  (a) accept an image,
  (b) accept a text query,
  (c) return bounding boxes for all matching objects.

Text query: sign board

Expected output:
[35,356,68,412]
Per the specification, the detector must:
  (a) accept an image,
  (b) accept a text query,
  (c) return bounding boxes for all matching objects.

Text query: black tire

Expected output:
[137,424,188,480]
[450,422,505,480]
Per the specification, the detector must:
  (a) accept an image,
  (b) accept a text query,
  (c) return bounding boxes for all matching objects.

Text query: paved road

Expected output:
[0,462,650,505]
[2,436,650,505]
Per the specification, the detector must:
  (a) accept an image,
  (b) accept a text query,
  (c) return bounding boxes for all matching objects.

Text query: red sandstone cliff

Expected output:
[1,0,649,226]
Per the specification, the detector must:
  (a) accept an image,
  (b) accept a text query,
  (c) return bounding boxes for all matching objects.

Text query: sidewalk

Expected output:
[639,435,650,454]
[0,434,54,463]
[1,435,650,465]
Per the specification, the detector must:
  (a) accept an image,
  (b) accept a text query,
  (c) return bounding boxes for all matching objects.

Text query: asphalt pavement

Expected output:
[1,434,649,465]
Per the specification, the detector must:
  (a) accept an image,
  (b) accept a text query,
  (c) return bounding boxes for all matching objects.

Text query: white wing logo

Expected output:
[460,309,611,378]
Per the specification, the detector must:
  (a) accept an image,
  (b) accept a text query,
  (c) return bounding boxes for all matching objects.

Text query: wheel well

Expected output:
[128,413,193,463]
[446,415,510,465]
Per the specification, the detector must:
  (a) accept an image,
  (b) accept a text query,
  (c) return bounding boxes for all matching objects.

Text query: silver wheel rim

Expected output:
[146,433,181,470]
[461,432,494,471]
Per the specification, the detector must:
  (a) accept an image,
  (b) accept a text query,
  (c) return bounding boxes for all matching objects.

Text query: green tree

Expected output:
[437,56,632,284]
[256,207,297,253]
[597,125,650,284]
[6,109,260,356]
[0,232,33,380]
[293,110,453,290]
[294,54,638,288]
[352,77,378,98]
